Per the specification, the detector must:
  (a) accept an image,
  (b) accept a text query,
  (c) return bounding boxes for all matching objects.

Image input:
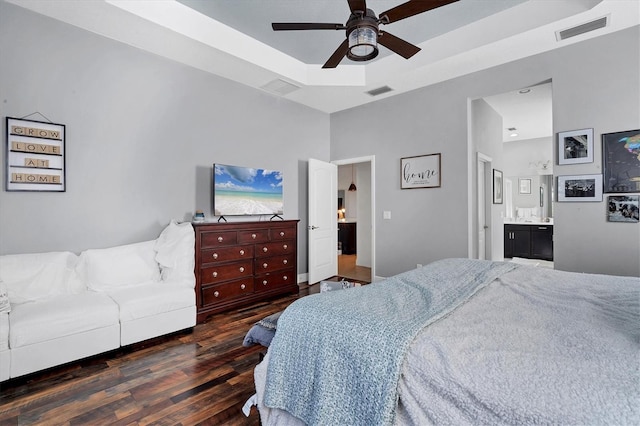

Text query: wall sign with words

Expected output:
[400,153,441,189]
[6,117,66,192]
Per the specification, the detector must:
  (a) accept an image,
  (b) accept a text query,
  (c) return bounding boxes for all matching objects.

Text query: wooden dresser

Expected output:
[193,220,299,323]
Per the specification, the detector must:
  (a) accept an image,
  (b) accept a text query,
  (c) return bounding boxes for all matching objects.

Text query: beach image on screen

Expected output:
[214,164,283,216]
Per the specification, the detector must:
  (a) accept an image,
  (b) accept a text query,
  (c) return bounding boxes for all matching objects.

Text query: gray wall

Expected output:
[331,26,639,277]
[0,2,329,279]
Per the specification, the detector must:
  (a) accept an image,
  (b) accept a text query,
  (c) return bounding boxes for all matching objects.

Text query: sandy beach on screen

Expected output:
[215,195,283,216]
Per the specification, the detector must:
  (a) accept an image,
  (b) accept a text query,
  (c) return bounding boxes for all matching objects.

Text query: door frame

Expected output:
[332,155,376,281]
[476,152,493,260]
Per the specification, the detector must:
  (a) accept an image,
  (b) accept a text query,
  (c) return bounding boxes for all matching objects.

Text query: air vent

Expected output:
[260,79,300,96]
[556,16,608,41]
[366,86,394,96]
[507,127,517,131]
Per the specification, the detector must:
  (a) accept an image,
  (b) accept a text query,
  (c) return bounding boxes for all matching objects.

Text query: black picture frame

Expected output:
[5,117,66,192]
[602,129,640,193]
[493,169,503,204]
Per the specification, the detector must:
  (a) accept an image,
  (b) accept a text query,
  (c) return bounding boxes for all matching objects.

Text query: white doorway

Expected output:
[333,156,375,282]
[477,153,492,260]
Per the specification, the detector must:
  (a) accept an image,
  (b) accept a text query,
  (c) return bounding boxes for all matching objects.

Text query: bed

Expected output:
[251,258,640,425]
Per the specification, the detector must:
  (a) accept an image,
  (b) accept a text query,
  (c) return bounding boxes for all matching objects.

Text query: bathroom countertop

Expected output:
[504,219,553,226]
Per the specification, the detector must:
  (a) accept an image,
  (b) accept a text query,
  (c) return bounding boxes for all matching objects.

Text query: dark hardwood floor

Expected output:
[0,277,364,425]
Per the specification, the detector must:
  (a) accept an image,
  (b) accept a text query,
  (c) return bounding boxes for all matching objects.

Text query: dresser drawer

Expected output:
[255,268,295,292]
[256,241,295,258]
[201,245,254,265]
[238,229,269,244]
[202,278,253,305]
[270,226,296,241]
[255,254,294,274]
[201,231,237,248]
[200,260,253,285]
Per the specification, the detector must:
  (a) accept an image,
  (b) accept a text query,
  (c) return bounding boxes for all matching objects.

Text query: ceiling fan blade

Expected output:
[322,39,350,69]
[378,31,421,59]
[348,0,367,13]
[379,0,459,24]
[272,23,345,31]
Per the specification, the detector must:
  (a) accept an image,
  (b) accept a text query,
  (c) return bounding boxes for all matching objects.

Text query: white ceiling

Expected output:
[5,0,639,136]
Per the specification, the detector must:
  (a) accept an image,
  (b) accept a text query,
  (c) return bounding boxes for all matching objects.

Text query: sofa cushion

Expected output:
[78,240,161,291]
[8,292,119,348]
[154,220,195,287]
[0,252,84,304]
[0,313,8,351]
[107,283,195,322]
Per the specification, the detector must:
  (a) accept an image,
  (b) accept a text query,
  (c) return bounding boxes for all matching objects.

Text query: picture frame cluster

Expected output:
[556,127,639,223]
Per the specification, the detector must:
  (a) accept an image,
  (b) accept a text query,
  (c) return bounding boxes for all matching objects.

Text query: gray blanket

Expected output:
[263,258,517,425]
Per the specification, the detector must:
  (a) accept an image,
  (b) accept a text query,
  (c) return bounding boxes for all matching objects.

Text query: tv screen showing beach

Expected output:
[213,164,283,216]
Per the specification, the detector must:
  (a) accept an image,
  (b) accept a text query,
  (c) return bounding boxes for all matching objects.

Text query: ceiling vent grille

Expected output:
[260,79,300,96]
[556,16,608,41]
[366,85,394,96]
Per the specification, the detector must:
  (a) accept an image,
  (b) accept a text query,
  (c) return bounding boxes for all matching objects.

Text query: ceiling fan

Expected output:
[272,0,459,68]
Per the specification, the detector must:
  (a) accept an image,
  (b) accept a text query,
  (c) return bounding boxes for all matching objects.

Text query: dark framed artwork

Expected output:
[400,153,441,189]
[602,129,640,193]
[5,117,66,192]
[607,195,639,223]
[558,128,593,165]
[493,169,503,204]
[557,174,603,202]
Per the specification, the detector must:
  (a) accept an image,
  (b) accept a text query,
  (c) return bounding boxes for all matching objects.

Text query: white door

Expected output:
[477,153,492,260]
[308,158,337,284]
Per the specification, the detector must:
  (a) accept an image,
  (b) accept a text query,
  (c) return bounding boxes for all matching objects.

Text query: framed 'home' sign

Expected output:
[5,117,66,192]
[400,153,441,189]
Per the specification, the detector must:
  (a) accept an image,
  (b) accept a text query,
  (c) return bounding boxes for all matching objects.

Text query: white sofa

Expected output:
[0,220,196,382]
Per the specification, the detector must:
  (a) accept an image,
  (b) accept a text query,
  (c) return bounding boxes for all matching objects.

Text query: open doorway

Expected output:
[483,82,554,267]
[334,157,375,282]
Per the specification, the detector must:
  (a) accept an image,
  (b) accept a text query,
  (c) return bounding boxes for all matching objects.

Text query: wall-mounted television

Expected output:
[213,163,283,216]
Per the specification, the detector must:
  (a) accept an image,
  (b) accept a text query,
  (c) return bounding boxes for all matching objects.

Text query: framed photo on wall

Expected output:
[519,178,531,194]
[607,195,639,223]
[602,129,640,193]
[400,153,441,189]
[5,117,66,192]
[557,174,602,202]
[558,128,593,165]
[493,169,503,204]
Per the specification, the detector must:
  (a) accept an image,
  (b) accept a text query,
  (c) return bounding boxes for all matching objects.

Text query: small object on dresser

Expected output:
[193,210,205,222]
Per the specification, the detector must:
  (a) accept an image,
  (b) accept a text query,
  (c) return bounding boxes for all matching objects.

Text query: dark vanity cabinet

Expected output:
[504,224,553,261]
[338,222,357,255]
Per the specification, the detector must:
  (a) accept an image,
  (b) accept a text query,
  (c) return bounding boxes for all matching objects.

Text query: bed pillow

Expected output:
[78,240,160,291]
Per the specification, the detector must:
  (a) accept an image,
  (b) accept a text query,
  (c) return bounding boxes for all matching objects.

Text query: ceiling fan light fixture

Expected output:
[347,25,378,61]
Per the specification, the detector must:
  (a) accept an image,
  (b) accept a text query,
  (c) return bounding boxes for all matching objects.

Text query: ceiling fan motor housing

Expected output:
[346,9,379,61]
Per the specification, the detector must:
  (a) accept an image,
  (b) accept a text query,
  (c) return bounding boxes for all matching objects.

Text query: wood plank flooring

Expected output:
[0,276,365,426]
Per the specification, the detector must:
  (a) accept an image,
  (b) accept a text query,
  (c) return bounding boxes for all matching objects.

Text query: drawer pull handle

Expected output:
[283,275,288,281]
[239,266,245,273]
[217,236,223,242]
[239,249,245,255]
[283,244,288,250]
[263,247,268,253]
[263,263,268,268]
[214,291,220,297]
[251,233,257,239]
[283,259,288,264]
[212,253,218,259]
[262,280,268,285]
[280,231,285,237]
[212,271,218,278]
[240,284,246,290]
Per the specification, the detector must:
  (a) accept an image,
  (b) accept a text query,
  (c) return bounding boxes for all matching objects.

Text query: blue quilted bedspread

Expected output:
[263,258,518,426]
